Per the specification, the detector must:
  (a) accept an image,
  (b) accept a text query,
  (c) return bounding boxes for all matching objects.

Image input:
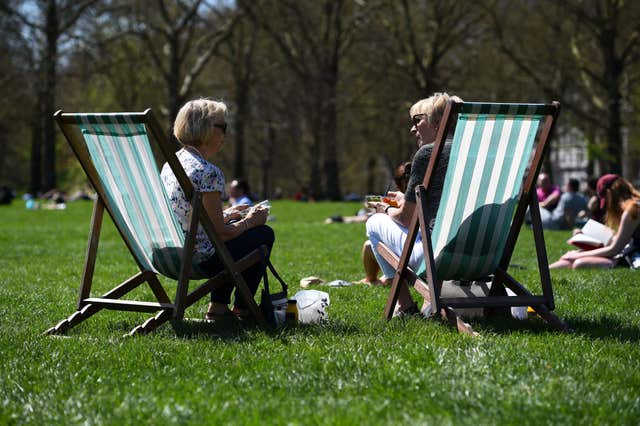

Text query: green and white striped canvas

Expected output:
[417,103,545,280]
[76,114,186,280]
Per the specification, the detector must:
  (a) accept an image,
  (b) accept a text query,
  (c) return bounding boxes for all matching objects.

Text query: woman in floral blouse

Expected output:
[161,98,274,320]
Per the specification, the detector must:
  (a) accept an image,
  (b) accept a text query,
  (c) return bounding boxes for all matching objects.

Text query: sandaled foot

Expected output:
[205,302,235,322]
[204,309,235,322]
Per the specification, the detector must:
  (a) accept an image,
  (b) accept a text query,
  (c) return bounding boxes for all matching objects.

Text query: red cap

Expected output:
[596,174,619,210]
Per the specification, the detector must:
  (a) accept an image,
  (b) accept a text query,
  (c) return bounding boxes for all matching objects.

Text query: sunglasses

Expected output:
[411,114,426,127]
[213,122,227,134]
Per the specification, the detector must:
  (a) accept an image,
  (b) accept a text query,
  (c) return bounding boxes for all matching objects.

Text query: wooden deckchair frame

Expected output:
[378,100,568,335]
[45,109,267,336]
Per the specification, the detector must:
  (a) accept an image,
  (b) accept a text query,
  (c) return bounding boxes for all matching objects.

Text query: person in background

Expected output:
[161,98,274,320]
[229,178,253,206]
[365,92,457,316]
[550,174,640,269]
[537,172,561,211]
[540,178,588,229]
[356,161,411,285]
[582,176,604,223]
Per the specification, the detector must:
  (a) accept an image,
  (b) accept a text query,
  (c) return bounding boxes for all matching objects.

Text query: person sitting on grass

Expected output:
[161,98,274,320]
[537,172,562,211]
[356,161,411,285]
[540,178,588,230]
[229,178,253,207]
[550,174,640,269]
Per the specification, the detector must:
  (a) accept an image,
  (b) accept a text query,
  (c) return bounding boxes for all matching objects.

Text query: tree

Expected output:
[128,0,237,129]
[1,0,99,192]
[240,0,372,200]
[486,0,640,175]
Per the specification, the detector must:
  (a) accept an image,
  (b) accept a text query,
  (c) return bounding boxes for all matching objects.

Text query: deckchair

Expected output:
[45,109,268,336]
[377,100,568,334]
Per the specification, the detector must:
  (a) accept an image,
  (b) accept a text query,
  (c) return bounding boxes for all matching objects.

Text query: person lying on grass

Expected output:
[161,98,274,320]
[550,174,640,269]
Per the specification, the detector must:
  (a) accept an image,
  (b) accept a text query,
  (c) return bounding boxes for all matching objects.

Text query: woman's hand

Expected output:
[245,205,268,227]
[386,191,404,209]
[560,250,583,261]
[366,201,389,213]
[224,204,249,222]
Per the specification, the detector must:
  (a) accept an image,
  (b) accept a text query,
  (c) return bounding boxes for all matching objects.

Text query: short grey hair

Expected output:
[173,98,227,147]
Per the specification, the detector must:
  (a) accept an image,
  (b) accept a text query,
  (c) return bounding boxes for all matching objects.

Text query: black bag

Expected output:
[259,249,288,326]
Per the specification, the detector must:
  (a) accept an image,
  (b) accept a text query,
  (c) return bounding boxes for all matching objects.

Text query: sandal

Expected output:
[204,306,234,321]
[205,308,235,322]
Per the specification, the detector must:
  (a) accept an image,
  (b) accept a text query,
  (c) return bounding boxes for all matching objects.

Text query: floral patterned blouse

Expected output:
[161,146,225,264]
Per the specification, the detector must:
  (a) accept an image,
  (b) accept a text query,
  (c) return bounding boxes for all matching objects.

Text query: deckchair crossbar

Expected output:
[83,298,175,313]
[441,295,546,309]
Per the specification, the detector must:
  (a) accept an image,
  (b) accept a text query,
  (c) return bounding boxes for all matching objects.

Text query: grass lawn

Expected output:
[1,199,639,425]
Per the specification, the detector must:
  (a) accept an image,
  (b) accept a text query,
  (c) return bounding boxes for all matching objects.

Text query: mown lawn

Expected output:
[1,200,639,425]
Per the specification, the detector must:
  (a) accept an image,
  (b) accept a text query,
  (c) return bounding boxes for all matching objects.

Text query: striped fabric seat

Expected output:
[76,114,186,280]
[417,103,546,280]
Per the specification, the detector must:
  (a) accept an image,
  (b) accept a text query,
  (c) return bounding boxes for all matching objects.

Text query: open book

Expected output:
[567,219,614,250]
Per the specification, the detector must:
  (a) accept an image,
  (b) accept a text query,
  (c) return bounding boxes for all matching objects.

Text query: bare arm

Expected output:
[202,192,267,242]
[369,191,416,228]
[540,190,561,210]
[563,207,640,260]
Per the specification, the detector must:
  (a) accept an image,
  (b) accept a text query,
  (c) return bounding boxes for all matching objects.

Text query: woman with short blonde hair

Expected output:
[366,92,458,316]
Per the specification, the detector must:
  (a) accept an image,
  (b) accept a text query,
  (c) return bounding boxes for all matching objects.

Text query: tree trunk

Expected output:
[323,90,341,200]
[167,34,181,142]
[308,90,323,199]
[29,103,44,194]
[42,0,59,191]
[233,80,248,179]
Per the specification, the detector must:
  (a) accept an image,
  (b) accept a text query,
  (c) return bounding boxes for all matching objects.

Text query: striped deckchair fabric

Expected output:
[45,109,268,336]
[76,114,185,280]
[418,103,546,280]
[378,100,567,334]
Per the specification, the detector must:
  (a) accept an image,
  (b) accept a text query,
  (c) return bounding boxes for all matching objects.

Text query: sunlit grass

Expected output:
[1,200,639,425]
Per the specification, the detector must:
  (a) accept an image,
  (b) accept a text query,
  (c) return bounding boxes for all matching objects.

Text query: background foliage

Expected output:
[1,0,640,199]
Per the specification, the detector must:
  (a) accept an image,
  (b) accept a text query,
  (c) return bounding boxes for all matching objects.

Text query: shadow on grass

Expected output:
[563,316,640,343]
[169,317,361,341]
[463,314,640,343]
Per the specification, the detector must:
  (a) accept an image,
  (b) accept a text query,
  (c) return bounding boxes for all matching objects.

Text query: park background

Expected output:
[1,0,640,200]
[2,2,640,424]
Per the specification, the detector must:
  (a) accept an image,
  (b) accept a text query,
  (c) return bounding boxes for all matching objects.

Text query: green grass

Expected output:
[1,200,639,425]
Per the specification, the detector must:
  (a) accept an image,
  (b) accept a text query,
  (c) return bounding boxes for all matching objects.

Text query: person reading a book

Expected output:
[550,174,640,269]
[161,98,274,320]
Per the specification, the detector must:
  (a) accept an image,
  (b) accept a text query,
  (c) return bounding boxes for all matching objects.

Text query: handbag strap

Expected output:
[259,246,288,295]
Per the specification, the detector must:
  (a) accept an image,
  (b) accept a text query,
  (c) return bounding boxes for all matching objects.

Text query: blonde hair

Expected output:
[604,177,640,229]
[409,92,453,127]
[173,98,227,147]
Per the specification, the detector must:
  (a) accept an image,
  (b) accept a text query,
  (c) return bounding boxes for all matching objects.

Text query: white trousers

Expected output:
[365,213,424,279]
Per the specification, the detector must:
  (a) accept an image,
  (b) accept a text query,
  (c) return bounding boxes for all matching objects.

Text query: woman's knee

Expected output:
[366,213,389,238]
[255,224,275,247]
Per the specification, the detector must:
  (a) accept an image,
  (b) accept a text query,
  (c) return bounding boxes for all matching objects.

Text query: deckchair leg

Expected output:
[129,309,174,336]
[529,305,571,332]
[440,307,478,337]
[43,303,102,335]
[44,272,162,335]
